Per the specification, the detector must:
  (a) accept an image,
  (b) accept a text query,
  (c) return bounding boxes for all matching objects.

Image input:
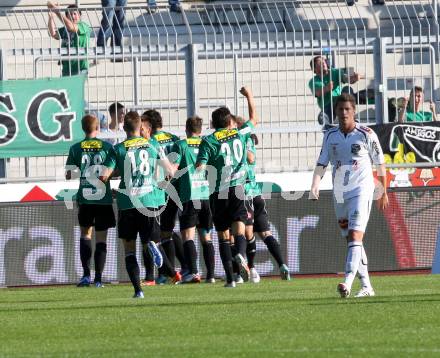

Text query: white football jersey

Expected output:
[317,123,385,201]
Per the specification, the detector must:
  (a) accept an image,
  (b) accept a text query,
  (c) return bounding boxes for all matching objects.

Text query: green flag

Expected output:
[0,74,86,158]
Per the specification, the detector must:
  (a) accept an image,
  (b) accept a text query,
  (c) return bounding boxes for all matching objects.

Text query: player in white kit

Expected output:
[309,93,389,298]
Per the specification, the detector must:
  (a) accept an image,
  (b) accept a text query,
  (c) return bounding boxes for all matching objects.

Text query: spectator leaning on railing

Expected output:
[398,86,437,123]
[47,2,91,77]
[309,56,362,126]
[309,56,375,127]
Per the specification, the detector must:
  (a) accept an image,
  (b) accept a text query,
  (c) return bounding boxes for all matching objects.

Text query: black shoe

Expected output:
[170,4,181,12]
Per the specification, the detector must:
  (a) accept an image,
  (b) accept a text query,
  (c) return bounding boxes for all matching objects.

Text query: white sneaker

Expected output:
[234,273,244,284]
[337,282,350,298]
[224,281,236,288]
[249,268,260,283]
[355,287,375,298]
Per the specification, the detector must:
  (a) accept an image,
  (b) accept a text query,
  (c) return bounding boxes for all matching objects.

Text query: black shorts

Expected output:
[159,197,179,232]
[118,208,160,244]
[252,195,270,233]
[78,203,116,231]
[209,185,247,232]
[179,200,213,231]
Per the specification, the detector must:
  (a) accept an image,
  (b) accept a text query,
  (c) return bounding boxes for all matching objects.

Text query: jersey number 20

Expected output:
[221,139,243,166]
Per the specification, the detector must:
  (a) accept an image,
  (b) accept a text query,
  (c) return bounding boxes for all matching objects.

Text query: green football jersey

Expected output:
[196,121,253,192]
[152,130,180,187]
[308,67,344,110]
[152,130,180,155]
[104,136,166,210]
[65,138,113,205]
[58,21,91,76]
[244,135,262,198]
[405,110,433,122]
[172,136,210,203]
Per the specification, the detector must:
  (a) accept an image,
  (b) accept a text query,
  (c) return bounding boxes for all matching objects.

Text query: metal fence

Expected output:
[0,0,439,178]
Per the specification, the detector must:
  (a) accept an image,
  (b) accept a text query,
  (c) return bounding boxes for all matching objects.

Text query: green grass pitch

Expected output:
[1,274,440,357]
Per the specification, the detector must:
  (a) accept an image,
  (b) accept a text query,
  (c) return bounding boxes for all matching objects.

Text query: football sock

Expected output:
[246,237,257,269]
[358,246,372,289]
[344,241,362,289]
[159,246,176,277]
[172,233,188,272]
[142,246,155,281]
[230,243,240,274]
[202,241,215,279]
[79,238,92,277]
[94,242,107,282]
[125,253,141,293]
[219,239,234,283]
[234,234,247,257]
[183,240,198,274]
[263,235,284,267]
[161,237,176,268]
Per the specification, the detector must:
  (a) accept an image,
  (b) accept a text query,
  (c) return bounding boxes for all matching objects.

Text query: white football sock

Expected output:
[344,242,362,290]
[358,246,372,289]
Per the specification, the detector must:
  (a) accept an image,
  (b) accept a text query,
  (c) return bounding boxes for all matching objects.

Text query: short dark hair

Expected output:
[413,85,423,94]
[123,111,141,132]
[81,114,98,134]
[335,93,356,110]
[310,55,326,70]
[142,109,163,132]
[211,106,231,129]
[65,5,81,18]
[108,102,124,116]
[186,116,203,134]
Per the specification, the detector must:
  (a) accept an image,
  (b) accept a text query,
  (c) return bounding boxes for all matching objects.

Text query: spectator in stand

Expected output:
[47,2,91,77]
[398,86,437,123]
[104,102,126,144]
[109,102,125,131]
[309,55,373,127]
[97,0,127,51]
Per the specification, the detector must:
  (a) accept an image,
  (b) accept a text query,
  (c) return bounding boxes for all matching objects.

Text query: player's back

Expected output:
[198,127,250,192]
[66,138,113,204]
[110,136,165,209]
[174,137,209,203]
[153,130,180,155]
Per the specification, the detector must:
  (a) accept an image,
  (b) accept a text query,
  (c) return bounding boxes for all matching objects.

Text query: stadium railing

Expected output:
[0,0,439,179]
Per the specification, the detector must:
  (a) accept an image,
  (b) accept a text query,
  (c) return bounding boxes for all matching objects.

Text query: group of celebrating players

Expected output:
[66,85,389,299]
[66,87,291,298]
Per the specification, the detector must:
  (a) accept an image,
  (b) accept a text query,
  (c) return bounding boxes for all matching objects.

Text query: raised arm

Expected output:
[47,11,59,39]
[240,86,258,127]
[47,1,78,33]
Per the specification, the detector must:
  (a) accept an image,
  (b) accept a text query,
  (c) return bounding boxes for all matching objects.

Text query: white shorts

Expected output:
[333,195,373,237]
